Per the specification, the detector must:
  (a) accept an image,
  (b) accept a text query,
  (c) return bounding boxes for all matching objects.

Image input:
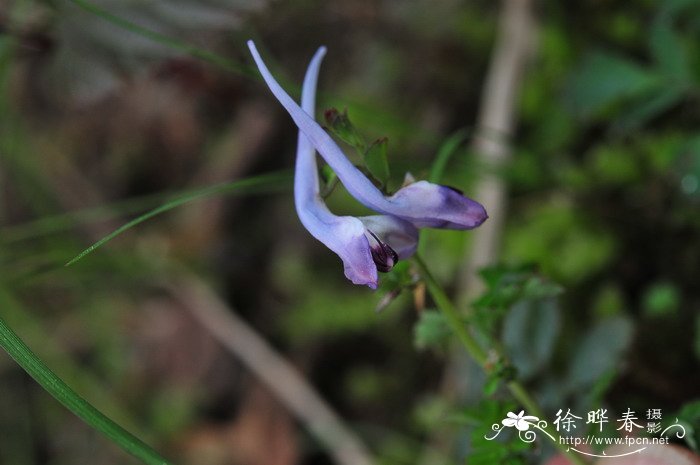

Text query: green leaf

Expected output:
[413,310,451,350]
[677,399,700,451]
[324,108,367,153]
[564,316,633,392]
[502,298,560,380]
[320,164,339,197]
[429,129,468,183]
[522,276,564,299]
[568,51,660,119]
[650,14,691,80]
[364,137,390,187]
[614,85,685,132]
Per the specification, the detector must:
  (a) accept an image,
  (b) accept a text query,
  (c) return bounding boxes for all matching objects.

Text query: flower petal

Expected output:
[388,181,488,229]
[293,46,378,288]
[247,40,487,230]
[502,419,517,427]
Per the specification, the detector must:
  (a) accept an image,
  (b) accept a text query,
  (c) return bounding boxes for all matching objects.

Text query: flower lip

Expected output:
[387,181,488,229]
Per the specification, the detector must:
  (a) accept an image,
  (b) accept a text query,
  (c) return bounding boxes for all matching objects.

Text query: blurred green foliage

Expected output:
[1,0,700,464]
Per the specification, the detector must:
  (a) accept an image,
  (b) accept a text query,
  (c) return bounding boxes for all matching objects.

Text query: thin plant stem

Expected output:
[0,316,172,465]
[413,254,487,366]
[413,255,589,465]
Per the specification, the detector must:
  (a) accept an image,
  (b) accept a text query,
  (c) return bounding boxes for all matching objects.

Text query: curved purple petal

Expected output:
[292,46,417,288]
[247,40,488,230]
[387,181,488,229]
[293,46,378,288]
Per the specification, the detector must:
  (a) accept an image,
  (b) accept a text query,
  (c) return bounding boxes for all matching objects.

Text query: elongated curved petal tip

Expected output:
[248,39,488,231]
[289,39,379,289]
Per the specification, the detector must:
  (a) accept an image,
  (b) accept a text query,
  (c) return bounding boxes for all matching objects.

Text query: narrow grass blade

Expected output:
[419,130,468,255]
[429,129,468,183]
[65,171,291,267]
[0,315,172,465]
[3,189,185,244]
[67,0,257,78]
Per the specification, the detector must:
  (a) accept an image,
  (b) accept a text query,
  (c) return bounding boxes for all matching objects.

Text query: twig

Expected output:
[165,274,375,465]
[459,0,535,302]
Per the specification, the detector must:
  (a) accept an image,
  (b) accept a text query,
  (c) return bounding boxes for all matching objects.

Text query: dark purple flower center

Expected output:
[367,231,399,272]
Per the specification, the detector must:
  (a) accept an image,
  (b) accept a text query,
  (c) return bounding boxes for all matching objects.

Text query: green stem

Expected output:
[0,316,172,465]
[413,255,589,465]
[414,255,487,365]
[506,380,581,464]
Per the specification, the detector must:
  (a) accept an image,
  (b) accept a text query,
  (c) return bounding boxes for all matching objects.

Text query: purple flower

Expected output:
[247,40,488,230]
[291,45,418,289]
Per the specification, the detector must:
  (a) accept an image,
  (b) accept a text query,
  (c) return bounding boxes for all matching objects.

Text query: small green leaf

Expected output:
[677,400,700,451]
[364,137,390,187]
[614,85,685,132]
[564,316,633,392]
[522,276,564,299]
[413,310,451,350]
[483,375,500,396]
[324,108,367,153]
[567,51,660,119]
[429,129,468,183]
[650,14,691,80]
[503,298,560,380]
[320,164,339,197]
